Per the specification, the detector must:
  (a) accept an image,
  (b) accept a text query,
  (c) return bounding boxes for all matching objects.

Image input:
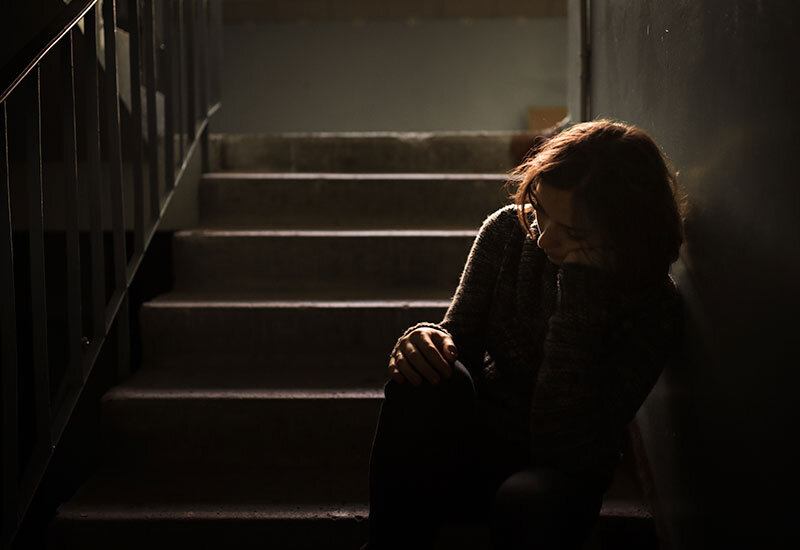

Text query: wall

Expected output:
[583,1,800,547]
[564,0,583,122]
[222,0,567,22]
[0,0,66,69]
[212,16,567,133]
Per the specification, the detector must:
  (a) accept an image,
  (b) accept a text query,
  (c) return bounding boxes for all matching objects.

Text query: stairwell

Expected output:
[51,132,659,549]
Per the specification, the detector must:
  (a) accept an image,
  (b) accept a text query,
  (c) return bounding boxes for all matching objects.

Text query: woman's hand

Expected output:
[389,327,458,386]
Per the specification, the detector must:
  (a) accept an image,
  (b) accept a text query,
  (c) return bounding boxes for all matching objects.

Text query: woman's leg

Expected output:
[490,467,607,550]
[362,360,490,550]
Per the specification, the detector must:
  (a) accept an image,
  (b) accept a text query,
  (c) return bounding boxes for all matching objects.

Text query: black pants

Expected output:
[362,360,609,550]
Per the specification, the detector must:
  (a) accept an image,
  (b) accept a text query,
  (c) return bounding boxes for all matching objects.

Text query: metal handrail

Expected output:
[0,1,222,547]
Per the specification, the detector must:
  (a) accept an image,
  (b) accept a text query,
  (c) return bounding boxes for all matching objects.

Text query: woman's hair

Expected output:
[506,119,686,286]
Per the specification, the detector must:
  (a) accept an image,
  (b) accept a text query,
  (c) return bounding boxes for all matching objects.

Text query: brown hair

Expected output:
[505,119,685,287]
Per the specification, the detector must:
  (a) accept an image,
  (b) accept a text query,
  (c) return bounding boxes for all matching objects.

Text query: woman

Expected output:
[361,120,685,549]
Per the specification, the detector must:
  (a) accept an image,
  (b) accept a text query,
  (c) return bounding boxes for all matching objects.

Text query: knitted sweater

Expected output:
[392,204,683,480]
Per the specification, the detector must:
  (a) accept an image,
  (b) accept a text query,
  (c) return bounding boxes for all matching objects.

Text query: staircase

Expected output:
[50,132,658,549]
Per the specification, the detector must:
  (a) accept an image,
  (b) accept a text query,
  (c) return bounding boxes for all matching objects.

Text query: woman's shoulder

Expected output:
[460,205,528,273]
[478,204,527,239]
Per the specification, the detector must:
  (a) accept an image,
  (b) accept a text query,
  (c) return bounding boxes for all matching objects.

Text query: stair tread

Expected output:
[202,172,512,180]
[118,362,385,390]
[170,227,475,293]
[210,131,526,173]
[175,228,479,237]
[57,468,369,514]
[137,295,447,377]
[210,131,524,173]
[215,130,530,137]
[105,373,385,399]
[145,289,454,305]
[197,173,512,229]
[57,469,649,520]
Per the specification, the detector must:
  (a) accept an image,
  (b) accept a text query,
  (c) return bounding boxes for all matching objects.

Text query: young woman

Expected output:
[361,120,685,549]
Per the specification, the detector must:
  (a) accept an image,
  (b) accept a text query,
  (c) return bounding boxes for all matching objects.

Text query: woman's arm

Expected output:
[390,205,518,379]
[528,262,683,474]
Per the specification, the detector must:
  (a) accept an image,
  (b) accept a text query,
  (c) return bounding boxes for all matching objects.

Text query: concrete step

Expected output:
[51,469,369,550]
[100,385,383,471]
[51,470,656,550]
[98,376,650,497]
[199,173,513,229]
[172,229,476,293]
[139,296,449,385]
[209,131,535,173]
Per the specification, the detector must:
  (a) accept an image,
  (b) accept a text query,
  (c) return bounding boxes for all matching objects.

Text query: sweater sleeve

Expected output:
[390,205,517,378]
[528,262,683,475]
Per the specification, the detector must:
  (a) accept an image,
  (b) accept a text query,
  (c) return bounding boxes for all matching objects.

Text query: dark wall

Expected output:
[586,1,800,547]
[0,0,66,69]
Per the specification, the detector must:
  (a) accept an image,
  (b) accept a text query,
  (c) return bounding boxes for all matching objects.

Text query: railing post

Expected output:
[142,0,161,224]
[83,7,107,355]
[163,0,176,190]
[209,0,222,107]
[184,0,196,141]
[128,0,146,258]
[101,0,130,377]
[197,0,209,171]
[60,30,84,400]
[23,67,53,454]
[0,100,20,550]
[174,0,186,160]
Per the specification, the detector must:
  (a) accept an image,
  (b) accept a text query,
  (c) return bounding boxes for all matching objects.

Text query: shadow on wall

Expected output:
[586,1,800,547]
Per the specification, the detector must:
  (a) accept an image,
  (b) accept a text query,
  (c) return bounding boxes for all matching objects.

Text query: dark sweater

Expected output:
[392,204,683,480]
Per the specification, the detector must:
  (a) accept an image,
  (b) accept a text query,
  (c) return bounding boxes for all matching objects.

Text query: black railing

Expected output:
[0,1,221,546]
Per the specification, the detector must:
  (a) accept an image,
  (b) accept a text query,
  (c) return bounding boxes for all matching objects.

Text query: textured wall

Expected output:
[585,1,800,547]
[222,0,567,22]
[564,0,582,121]
[212,17,567,133]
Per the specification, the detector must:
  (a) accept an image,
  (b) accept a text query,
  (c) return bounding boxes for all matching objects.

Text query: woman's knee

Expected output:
[383,359,475,405]
[490,468,604,548]
[494,469,571,514]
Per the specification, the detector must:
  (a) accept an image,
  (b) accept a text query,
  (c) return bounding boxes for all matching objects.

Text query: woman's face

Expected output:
[530,182,602,265]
